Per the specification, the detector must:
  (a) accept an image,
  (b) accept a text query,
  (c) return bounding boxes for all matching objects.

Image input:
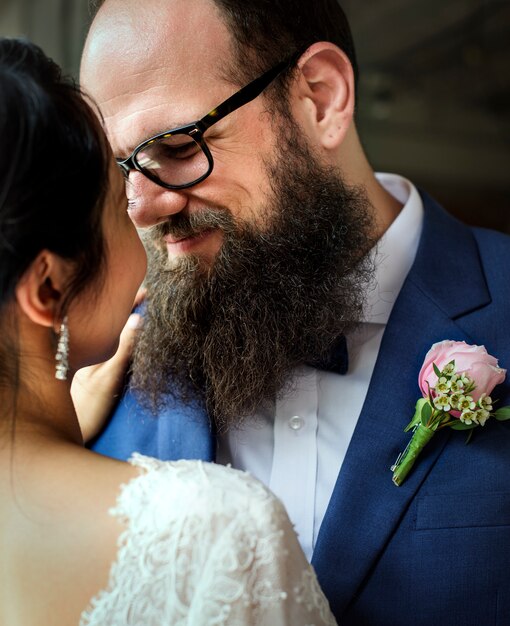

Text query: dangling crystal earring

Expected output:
[55,316,69,381]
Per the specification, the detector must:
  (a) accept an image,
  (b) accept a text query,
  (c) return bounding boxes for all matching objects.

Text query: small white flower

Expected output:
[449,379,463,393]
[442,363,456,377]
[435,377,450,394]
[458,395,476,411]
[460,373,472,386]
[449,392,463,409]
[460,410,478,425]
[434,395,451,412]
[478,393,493,411]
[477,409,491,426]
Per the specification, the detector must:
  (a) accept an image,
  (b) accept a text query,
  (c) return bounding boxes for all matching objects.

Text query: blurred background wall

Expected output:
[0,0,89,77]
[343,0,510,233]
[1,0,509,232]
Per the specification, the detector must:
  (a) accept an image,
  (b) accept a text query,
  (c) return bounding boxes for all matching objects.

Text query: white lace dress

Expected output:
[79,454,337,626]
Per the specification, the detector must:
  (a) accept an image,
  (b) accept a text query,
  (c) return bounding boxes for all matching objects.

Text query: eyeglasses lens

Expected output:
[136,133,210,187]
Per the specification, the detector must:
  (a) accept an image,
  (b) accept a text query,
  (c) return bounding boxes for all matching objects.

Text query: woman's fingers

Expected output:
[114,313,143,368]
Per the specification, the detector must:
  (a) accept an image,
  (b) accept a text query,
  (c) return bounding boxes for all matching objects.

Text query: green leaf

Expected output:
[494,406,510,421]
[450,421,477,431]
[465,429,474,445]
[433,363,442,378]
[421,401,433,427]
[405,398,427,432]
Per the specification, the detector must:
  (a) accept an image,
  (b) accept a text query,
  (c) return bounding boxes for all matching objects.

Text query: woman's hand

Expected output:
[72,290,145,443]
[72,312,142,443]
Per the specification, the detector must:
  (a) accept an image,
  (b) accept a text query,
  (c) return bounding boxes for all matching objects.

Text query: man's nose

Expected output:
[126,171,188,228]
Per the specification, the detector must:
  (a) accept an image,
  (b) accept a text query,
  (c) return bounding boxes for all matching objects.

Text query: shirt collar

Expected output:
[362,173,424,324]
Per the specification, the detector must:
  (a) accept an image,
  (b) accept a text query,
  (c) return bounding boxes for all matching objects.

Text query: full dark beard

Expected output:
[131,123,376,432]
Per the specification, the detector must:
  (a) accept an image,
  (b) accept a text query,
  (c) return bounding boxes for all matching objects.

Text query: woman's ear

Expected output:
[293,42,355,151]
[15,251,73,329]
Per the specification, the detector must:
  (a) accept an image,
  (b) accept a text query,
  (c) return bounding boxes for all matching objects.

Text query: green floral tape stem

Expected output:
[392,423,435,486]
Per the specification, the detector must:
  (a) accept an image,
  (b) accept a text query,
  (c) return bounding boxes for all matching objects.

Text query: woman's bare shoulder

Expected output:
[0,444,141,626]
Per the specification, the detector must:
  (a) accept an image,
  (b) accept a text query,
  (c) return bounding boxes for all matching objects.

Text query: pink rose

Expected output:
[419,340,506,402]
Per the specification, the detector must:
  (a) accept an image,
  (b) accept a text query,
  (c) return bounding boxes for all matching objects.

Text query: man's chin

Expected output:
[164,250,217,276]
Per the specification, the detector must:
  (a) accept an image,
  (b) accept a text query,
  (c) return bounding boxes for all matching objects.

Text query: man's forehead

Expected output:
[86,0,226,49]
[100,79,208,155]
[82,0,231,86]
[81,0,234,154]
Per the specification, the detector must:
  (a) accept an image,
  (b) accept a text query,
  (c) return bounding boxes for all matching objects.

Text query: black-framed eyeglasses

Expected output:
[116,50,302,190]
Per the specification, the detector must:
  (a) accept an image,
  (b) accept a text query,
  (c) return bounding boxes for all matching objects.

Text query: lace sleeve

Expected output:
[80,454,337,626]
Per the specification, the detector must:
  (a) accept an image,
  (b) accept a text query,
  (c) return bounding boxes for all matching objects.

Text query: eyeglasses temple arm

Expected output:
[198,52,301,132]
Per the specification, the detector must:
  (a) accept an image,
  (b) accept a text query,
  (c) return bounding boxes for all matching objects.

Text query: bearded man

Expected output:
[81,1,510,624]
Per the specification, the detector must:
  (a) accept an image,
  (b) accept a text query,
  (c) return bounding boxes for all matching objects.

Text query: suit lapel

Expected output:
[312,195,491,616]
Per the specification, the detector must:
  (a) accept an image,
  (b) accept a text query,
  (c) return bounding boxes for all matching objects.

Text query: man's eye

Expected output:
[159,140,200,160]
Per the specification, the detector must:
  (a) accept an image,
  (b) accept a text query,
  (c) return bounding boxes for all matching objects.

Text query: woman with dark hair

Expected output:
[0,39,336,625]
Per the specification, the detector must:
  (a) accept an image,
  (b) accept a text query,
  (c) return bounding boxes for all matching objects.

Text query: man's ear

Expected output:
[293,42,355,151]
[15,251,73,330]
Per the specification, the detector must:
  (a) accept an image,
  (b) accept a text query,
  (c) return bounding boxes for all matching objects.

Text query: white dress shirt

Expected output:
[217,173,424,560]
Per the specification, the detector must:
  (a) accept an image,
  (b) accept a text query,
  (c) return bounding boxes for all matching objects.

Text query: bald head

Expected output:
[82,0,232,108]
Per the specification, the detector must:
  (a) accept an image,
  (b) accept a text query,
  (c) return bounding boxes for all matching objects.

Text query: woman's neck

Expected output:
[0,311,84,447]
[1,358,83,451]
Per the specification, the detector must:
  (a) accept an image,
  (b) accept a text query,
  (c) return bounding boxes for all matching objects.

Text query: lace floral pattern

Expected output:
[80,454,337,626]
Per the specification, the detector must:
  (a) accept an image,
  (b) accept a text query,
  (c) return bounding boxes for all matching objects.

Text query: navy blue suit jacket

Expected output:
[91,193,510,625]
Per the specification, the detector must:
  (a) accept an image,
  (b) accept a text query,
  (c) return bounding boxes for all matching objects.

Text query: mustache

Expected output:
[148,209,236,242]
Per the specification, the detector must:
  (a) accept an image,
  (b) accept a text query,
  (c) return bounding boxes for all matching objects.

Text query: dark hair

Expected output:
[0,38,109,384]
[212,0,358,86]
[0,39,109,308]
[90,0,358,99]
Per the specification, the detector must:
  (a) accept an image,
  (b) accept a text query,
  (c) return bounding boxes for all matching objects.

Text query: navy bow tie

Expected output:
[307,335,349,375]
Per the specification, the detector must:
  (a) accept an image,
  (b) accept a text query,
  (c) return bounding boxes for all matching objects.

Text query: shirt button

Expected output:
[288,415,304,431]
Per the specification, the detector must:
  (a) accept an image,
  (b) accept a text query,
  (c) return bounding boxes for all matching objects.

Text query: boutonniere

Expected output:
[391,340,510,486]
